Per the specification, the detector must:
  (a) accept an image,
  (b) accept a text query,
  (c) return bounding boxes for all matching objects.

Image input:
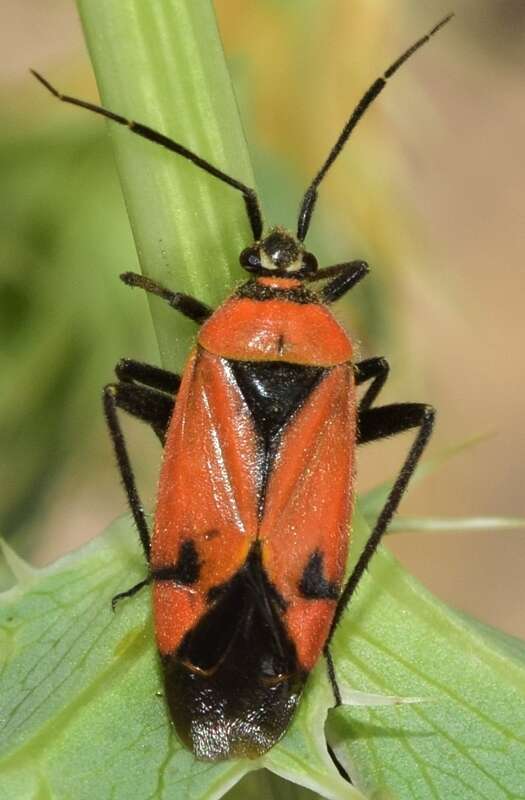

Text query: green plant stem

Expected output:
[76,0,257,372]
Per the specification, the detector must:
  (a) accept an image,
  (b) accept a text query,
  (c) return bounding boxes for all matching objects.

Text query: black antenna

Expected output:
[297,13,454,242]
[30,70,264,240]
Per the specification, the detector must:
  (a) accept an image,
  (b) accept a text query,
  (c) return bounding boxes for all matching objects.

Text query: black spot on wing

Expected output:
[299,550,339,600]
[153,539,201,585]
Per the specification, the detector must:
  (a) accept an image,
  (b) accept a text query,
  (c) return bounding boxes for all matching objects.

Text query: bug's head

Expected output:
[240,226,318,279]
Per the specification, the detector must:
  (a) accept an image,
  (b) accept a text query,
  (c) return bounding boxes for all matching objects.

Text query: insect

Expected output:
[32,14,451,762]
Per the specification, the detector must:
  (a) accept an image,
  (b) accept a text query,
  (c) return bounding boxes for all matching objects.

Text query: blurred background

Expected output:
[1,1,523,636]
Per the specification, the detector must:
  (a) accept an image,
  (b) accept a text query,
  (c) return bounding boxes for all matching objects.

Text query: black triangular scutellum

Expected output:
[229,360,327,445]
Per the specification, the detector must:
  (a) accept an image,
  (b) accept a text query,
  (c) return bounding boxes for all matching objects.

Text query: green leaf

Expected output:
[326,507,525,799]
[261,671,362,799]
[0,521,249,800]
[0,520,353,800]
[225,770,325,800]
[1,510,524,799]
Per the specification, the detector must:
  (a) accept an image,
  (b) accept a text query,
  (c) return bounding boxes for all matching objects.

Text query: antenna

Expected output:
[297,14,454,241]
[31,70,264,240]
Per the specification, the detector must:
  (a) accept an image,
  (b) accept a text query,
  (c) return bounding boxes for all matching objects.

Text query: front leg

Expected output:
[307,260,369,303]
[121,272,212,324]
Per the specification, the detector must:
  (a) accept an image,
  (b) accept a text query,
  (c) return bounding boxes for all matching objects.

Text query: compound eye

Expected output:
[302,251,318,276]
[239,246,261,272]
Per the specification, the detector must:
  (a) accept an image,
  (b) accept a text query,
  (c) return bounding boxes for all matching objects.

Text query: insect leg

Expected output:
[307,260,369,303]
[324,646,343,707]
[325,400,434,701]
[115,358,181,397]
[120,272,212,324]
[328,401,435,644]
[106,377,175,446]
[354,356,390,412]
[324,357,388,702]
[104,360,178,561]
[111,577,151,611]
[103,364,178,608]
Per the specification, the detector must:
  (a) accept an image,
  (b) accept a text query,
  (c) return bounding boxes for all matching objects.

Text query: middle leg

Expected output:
[104,359,179,607]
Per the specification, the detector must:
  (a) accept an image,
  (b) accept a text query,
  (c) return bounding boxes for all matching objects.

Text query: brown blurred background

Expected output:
[1,1,524,636]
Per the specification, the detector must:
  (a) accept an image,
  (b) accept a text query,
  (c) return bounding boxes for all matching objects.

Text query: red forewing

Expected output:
[151,348,261,655]
[259,364,356,670]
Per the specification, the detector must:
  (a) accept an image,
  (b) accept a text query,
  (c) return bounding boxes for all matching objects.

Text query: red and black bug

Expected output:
[32,14,451,762]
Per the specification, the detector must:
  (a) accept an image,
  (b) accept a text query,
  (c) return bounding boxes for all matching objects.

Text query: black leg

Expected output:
[116,358,181,395]
[105,385,156,562]
[120,272,212,324]
[354,356,389,412]
[103,364,178,559]
[30,70,264,239]
[327,400,435,640]
[111,577,151,611]
[307,260,369,304]
[109,381,175,444]
[104,371,179,610]
[324,646,342,707]
[112,563,193,611]
[327,743,353,785]
[104,384,151,562]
